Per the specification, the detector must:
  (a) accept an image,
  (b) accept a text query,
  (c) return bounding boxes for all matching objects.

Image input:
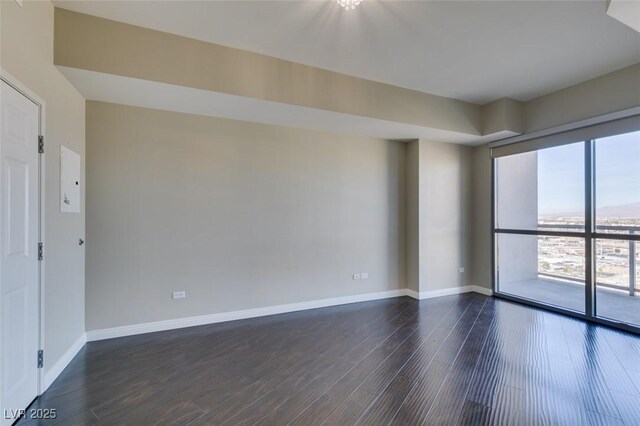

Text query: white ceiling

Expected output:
[54,0,640,104]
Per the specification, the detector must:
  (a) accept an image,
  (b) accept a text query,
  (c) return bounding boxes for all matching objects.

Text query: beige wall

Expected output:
[524,63,640,133]
[482,98,524,136]
[1,1,85,373]
[469,145,493,290]
[405,139,473,294]
[420,139,473,292]
[405,140,421,293]
[85,102,406,330]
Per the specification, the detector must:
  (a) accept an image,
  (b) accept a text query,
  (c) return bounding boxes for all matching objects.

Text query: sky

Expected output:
[536,131,639,216]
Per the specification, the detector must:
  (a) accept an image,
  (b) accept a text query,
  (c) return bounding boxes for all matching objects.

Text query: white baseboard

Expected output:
[42,332,86,392]
[86,289,407,342]
[471,285,494,296]
[406,285,493,300]
[406,288,421,299]
[86,285,494,342]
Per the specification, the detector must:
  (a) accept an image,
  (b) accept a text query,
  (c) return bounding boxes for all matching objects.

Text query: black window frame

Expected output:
[492,138,640,334]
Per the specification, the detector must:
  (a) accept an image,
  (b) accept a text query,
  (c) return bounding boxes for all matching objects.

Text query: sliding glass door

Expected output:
[493,128,640,331]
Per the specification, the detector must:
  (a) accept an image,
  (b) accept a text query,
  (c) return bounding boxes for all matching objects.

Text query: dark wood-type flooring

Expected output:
[18,293,640,425]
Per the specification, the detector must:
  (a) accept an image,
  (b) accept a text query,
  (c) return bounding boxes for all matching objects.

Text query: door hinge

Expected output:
[38,135,44,154]
[37,350,44,368]
[38,242,44,261]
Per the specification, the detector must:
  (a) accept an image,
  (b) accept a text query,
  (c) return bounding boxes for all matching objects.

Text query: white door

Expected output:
[0,80,40,424]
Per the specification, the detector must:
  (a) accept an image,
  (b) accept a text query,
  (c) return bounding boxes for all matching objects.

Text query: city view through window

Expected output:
[537,132,639,294]
[496,130,640,325]
[537,219,639,292]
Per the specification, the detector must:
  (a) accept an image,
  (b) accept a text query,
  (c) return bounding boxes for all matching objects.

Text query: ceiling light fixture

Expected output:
[337,0,362,10]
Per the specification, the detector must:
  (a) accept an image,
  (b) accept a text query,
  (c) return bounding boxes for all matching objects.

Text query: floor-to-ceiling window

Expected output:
[593,131,640,326]
[493,122,640,331]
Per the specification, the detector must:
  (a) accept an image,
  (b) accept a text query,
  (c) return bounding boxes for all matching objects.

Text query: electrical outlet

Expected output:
[459,267,465,273]
[361,273,369,279]
[353,274,361,280]
[172,291,186,299]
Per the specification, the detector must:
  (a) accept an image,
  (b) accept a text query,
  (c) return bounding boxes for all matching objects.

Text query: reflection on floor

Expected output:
[500,277,640,326]
[16,293,640,425]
